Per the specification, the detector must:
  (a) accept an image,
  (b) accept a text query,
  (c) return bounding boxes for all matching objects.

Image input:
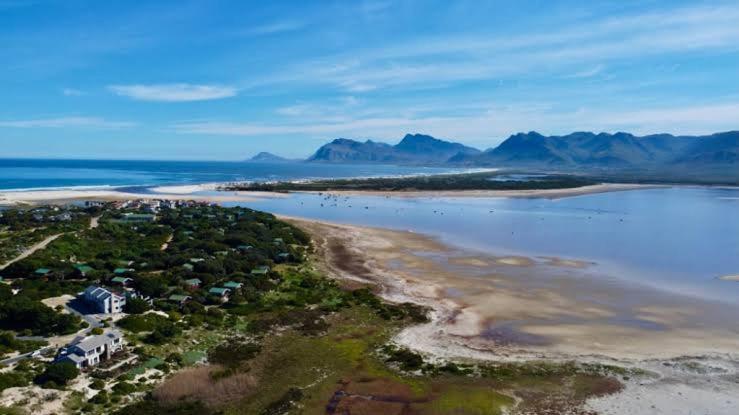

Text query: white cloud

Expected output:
[0,116,135,129]
[108,83,237,102]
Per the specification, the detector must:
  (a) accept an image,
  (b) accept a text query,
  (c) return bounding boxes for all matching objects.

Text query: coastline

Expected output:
[0,182,658,206]
[285,215,739,414]
[0,185,288,206]
[285,216,739,361]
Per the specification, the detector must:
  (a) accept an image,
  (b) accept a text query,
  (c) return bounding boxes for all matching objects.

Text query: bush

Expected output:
[117,314,170,333]
[207,341,260,368]
[383,346,425,371]
[124,298,150,314]
[112,381,136,395]
[0,372,28,392]
[89,390,109,404]
[89,379,106,390]
[90,327,104,335]
[35,362,80,387]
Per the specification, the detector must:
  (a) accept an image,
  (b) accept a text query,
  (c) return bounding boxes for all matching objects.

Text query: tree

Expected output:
[124,298,150,314]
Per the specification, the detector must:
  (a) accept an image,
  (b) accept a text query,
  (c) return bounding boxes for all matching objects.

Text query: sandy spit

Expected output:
[0,184,287,206]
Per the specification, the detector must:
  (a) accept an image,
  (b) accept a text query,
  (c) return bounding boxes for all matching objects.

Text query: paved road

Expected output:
[0,346,56,366]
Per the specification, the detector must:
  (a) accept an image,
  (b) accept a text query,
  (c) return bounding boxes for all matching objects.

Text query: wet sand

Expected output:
[287,217,739,362]
[300,183,661,199]
[288,217,739,413]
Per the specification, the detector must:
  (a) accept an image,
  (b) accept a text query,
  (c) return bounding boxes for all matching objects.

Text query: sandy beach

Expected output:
[0,185,288,206]
[286,216,739,414]
[0,182,656,206]
[289,217,739,361]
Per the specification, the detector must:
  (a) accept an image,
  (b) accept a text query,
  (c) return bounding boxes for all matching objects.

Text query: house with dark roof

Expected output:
[81,285,126,314]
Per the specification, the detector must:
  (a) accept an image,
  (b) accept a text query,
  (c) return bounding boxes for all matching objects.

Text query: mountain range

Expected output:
[306,131,739,171]
[306,134,480,164]
[247,131,738,182]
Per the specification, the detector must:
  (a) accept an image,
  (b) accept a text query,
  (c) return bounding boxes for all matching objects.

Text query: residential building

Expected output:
[56,330,125,369]
[81,285,126,314]
[208,287,231,301]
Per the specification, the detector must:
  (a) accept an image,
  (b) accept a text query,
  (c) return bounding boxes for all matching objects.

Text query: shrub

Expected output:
[35,362,80,387]
[124,298,150,314]
[112,381,136,395]
[0,372,28,392]
[207,341,260,368]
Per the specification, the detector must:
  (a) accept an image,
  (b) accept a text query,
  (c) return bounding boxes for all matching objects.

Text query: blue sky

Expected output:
[1,0,739,160]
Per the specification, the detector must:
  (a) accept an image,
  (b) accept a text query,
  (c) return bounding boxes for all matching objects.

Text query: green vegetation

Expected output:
[0,287,81,336]
[34,362,80,388]
[0,331,47,359]
[222,171,596,192]
[0,202,626,414]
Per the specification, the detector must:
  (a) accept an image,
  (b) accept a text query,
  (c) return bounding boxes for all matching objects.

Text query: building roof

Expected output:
[223,281,242,289]
[113,268,132,274]
[168,294,191,302]
[83,285,124,302]
[74,264,94,273]
[111,276,132,284]
[34,268,51,275]
[251,266,270,275]
[60,354,86,364]
[208,287,230,296]
[184,278,202,286]
[71,330,123,353]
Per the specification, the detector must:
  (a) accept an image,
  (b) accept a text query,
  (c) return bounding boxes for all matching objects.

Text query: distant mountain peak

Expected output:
[309,133,480,164]
[248,152,290,162]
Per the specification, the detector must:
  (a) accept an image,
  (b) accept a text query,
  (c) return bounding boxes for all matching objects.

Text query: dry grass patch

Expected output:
[153,365,257,408]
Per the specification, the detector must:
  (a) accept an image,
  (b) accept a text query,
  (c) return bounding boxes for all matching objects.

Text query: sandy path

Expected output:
[89,215,101,229]
[0,233,63,271]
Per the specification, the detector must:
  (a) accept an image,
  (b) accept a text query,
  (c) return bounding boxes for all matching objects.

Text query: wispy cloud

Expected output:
[0,116,135,129]
[566,64,605,79]
[171,101,739,144]
[61,87,85,96]
[270,3,739,92]
[245,20,305,36]
[108,83,237,102]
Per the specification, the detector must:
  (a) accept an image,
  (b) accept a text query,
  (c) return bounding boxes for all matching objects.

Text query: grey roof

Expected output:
[60,354,86,364]
[83,285,124,301]
[71,330,123,353]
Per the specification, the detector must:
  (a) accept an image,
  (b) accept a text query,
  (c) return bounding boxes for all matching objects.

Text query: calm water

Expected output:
[228,187,739,303]
[0,159,459,191]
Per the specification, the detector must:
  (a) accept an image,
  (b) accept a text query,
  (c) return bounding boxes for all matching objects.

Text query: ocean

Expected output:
[0,158,460,191]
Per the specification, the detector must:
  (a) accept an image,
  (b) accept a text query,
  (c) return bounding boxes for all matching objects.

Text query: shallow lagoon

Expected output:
[228,186,739,303]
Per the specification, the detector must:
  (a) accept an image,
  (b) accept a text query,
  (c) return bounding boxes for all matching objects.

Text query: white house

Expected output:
[81,285,126,314]
[56,330,125,369]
